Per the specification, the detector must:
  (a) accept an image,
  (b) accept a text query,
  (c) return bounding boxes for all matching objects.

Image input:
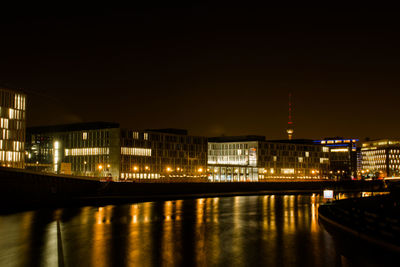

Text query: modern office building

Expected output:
[314,138,358,180]
[26,122,120,176]
[0,87,26,168]
[207,136,330,182]
[25,122,208,181]
[120,128,207,180]
[361,139,400,178]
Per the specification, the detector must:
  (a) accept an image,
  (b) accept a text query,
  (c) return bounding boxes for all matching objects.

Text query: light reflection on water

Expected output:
[0,193,373,266]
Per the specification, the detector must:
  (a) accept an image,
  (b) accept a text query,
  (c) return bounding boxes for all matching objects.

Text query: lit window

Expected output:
[133,132,139,139]
[64,147,109,156]
[83,132,88,140]
[320,158,329,163]
[144,133,148,140]
[281,168,295,174]
[8,108,15,119]
[121,147,152,157]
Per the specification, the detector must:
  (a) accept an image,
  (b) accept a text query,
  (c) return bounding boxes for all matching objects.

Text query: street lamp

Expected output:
[98,164,104,178]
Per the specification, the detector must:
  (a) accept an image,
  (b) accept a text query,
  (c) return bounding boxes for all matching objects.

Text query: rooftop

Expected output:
[0,86,27,95]
[208,135,266,143]
[267,139,316,145]
[27,122,120,133]
[146,128,188,136]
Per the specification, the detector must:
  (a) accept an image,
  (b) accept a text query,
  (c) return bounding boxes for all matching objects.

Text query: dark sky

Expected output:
[1,5,399,140]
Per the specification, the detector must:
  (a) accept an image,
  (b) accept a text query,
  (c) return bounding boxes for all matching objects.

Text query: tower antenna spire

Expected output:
[286,93,294,140]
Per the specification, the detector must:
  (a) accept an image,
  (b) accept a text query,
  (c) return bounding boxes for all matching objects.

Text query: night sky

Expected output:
[1,6,399,140]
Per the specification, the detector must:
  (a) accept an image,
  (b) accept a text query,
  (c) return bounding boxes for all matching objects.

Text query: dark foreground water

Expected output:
[0,194,376,266]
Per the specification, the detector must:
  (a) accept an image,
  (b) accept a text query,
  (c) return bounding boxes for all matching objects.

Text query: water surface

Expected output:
[0,194,363,266]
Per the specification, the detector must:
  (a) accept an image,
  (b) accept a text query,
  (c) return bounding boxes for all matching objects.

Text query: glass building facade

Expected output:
[208,141,259,182]
[0,87,26,168]
[207,136,330,182]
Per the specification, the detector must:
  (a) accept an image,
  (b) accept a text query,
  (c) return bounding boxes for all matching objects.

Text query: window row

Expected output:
[65,147,110,156]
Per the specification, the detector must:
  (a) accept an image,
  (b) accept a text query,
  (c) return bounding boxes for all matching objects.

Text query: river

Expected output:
[0,193,378,266]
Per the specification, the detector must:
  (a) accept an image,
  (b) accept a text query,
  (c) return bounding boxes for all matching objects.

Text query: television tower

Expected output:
[286,93,294,140]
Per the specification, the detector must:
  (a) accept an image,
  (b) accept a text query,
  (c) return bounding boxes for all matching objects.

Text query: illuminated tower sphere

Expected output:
[286,127,294,140]
[286,93,294,140]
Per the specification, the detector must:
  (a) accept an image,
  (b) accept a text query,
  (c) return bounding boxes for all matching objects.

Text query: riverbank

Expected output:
[0,167,386,213]
[318,192,400,265]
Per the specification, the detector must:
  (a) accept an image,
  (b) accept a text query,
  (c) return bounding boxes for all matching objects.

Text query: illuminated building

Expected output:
[25,122,207,181]
[120,128,207,180]
[361,139,400,178]
[26,122,120,176]
[207,136,330,181]
[0,87,26,168]
[314,138,359,180]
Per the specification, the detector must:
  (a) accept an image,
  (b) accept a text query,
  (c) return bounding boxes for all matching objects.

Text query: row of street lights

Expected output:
[94,163,326,177]
[94,163,207,180]
[130,165,205,173]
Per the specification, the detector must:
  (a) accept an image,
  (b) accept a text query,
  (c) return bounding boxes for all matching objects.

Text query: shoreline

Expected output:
[0,167,386,213]
[318,193,400,265]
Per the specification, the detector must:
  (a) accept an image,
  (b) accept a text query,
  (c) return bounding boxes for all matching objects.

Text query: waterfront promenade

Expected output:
[0,167,385,212]
[319,192,400,265]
